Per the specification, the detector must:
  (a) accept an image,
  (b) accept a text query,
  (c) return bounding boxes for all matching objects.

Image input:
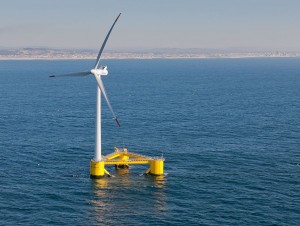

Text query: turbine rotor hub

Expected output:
[91,66,108,76]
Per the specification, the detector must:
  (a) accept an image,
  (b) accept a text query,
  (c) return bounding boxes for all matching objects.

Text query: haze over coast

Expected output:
[1,48,300,60]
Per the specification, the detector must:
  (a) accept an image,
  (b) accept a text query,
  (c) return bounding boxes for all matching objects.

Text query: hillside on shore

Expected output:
[1,48,300,60]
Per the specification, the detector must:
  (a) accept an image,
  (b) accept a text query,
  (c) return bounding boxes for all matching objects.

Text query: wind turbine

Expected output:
[50,13,121,163]
[50,13,165,177]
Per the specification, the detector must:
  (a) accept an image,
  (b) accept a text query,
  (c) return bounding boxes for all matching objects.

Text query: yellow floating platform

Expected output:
[90,147,164,178]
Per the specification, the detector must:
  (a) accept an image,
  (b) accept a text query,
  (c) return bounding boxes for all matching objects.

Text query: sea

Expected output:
[0,58,299,225]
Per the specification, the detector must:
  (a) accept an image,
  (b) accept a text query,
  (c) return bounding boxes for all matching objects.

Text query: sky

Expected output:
[1,0,300,51]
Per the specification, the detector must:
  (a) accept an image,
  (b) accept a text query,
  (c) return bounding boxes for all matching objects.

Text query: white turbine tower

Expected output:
[50,13,121,165]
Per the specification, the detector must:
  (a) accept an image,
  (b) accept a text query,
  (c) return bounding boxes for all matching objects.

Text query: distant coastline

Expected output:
[1,48,300,60]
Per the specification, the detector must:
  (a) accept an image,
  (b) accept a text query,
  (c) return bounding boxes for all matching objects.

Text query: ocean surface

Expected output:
[0,58,299,225]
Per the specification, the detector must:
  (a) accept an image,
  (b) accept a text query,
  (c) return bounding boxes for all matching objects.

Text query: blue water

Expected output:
[0,58,300,225]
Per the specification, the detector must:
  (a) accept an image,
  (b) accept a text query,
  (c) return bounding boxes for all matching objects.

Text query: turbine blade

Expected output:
[94,75,121,127]
[94,13,121,69]
[49,71,91,78]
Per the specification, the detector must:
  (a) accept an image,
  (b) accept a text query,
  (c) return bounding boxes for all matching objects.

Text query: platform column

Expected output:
[149,159,164,175]
[90,160,105,178]
[115,152,129,169]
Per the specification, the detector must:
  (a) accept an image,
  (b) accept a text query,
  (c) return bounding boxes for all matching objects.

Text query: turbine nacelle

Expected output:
[91,66,108,76]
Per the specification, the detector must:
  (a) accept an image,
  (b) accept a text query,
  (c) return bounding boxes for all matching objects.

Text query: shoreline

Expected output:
[1,55,300,60]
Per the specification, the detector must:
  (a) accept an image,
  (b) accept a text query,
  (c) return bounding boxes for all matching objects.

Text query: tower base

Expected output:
[90,160,110,178]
